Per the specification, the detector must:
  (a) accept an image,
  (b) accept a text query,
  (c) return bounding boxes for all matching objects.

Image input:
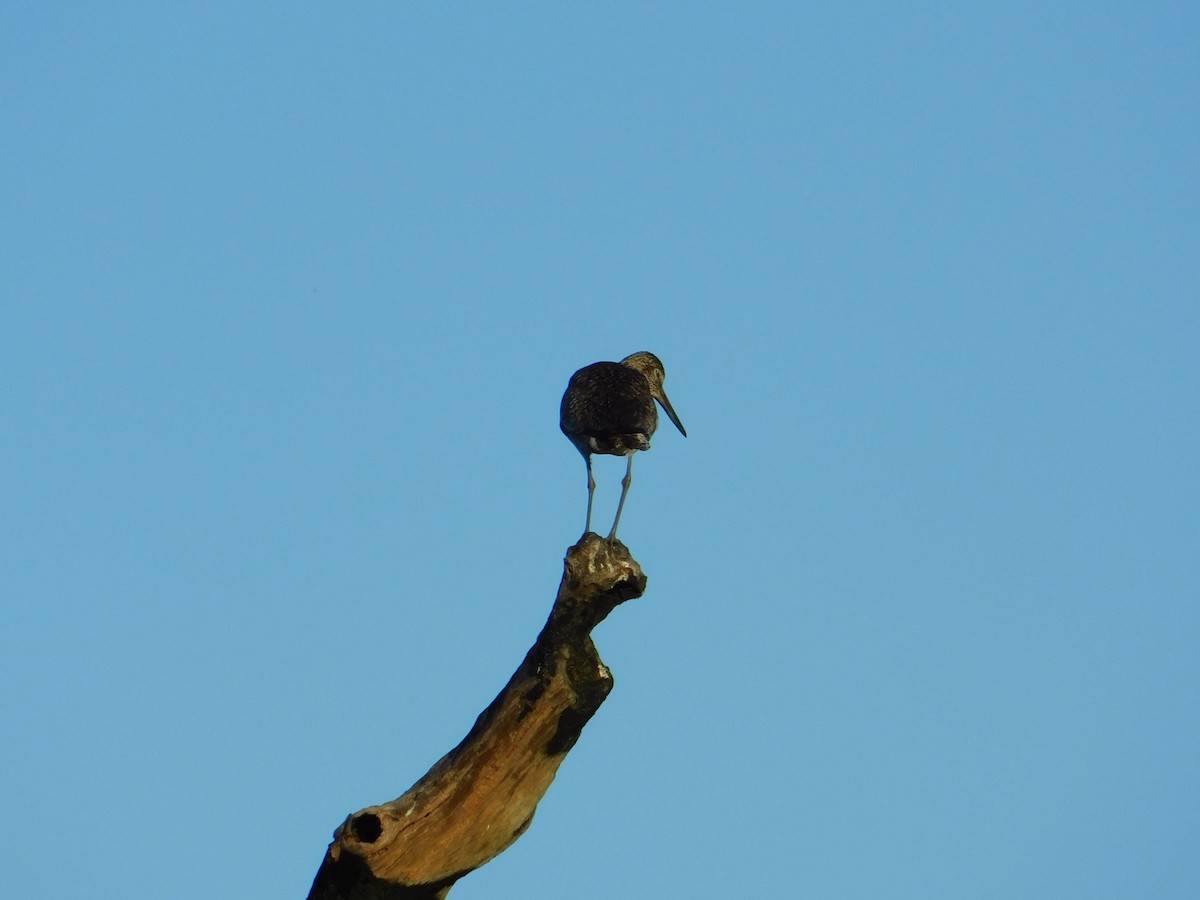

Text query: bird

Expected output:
[560,351,686,539]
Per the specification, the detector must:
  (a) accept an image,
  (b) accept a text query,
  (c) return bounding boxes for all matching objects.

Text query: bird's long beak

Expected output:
[656,391,687,438]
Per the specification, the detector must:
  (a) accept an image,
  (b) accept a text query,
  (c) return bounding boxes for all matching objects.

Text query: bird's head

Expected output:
[621,351,687,438]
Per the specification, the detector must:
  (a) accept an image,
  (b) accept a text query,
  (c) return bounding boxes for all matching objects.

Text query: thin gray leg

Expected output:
[608,452,634,540]
[584,455,596,535]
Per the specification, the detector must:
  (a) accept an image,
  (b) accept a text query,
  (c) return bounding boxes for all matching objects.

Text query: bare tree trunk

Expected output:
[306,534,648,900]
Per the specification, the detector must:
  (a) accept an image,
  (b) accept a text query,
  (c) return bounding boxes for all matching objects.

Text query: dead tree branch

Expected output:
[306,534,648,900]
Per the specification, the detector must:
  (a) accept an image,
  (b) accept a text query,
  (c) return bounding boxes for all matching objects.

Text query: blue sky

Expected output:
[2,3,1197,897]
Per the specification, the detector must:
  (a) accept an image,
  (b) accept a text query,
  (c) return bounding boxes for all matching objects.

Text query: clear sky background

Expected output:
[3,4,1197,898]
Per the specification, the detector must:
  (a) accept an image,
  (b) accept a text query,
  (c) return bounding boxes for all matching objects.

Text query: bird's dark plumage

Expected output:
[560,351,685,539]
[560,362,657,457]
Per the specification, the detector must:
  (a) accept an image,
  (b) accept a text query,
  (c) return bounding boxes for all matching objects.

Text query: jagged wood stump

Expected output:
[307,534,648,900]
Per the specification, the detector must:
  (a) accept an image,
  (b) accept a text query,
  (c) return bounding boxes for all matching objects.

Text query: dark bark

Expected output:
[307,535,647,900]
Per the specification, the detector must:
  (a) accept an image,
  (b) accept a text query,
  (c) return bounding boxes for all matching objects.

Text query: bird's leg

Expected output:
[608,452,634,540]
[584,455,596,535]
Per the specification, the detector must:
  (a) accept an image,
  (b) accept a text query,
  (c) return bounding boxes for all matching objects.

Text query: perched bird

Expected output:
[560,351,686,539]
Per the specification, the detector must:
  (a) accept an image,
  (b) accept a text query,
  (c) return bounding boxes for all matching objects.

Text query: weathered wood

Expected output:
[307,534,647,900]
